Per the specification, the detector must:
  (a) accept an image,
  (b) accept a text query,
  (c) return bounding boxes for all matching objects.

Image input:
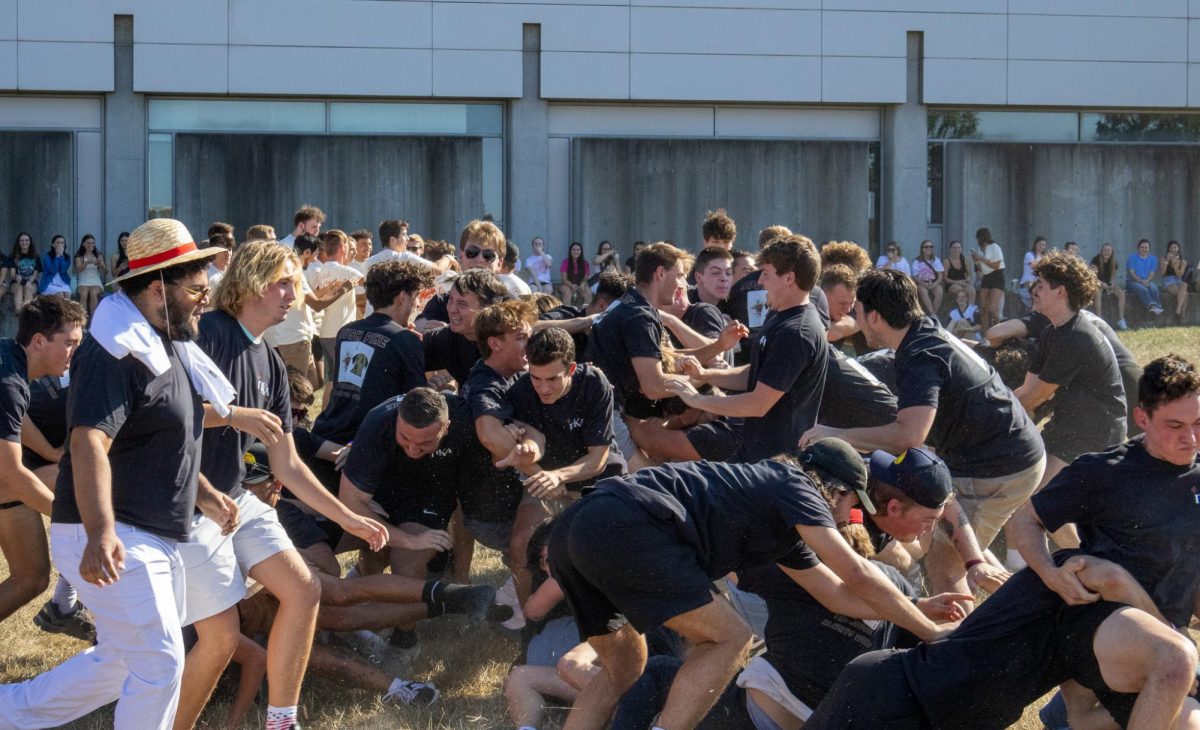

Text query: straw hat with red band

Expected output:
[112,218,223,284]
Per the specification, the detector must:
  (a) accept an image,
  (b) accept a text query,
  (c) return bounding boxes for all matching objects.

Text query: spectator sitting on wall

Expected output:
[1158,239,1189,322]
[912,240,946,318]
[947,288,982,341]
[943,239,975,308]
[1018,236,1048,311]
[875,241,911,276]
[1089,242,1127,330]
[1125,238,1163,317]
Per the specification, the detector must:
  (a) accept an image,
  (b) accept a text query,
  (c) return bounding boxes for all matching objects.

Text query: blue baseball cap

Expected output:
[868,447,952,509]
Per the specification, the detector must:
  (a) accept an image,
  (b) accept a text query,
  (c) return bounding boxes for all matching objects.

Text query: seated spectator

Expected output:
[559,242,591,307]
[37,235,71,298]
[943,240,975,308]
[1125,238,1162,317]
[525,237,555,294]
[1018,236,1047,310]
[947,288,982,340]
[875,241,911,276]
[1158,239,1189,322]
[1089,242,1127,330]
[911,240,945,317]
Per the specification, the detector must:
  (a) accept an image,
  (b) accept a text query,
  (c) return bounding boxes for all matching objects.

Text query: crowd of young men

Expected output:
[0,206,1196,730]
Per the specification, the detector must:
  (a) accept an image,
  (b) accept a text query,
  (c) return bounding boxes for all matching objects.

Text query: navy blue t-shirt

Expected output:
[819,346,898,429]
[506,363,620,476]
[53,333,204,540]
[727,272,830,365]
[895,317,1043,477]
[593,460,835,578]
[681,302,725,340]
[737,303,827,462]
[586,289,664,418]
[0,339,30,443]
[1033,436,1200,627]
[312,312,426,445]
[423,326,480,387]
[459,359,525,522]
[198,310,293,497]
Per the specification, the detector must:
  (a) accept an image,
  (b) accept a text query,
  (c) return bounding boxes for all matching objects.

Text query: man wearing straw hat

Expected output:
[0,219,240,730]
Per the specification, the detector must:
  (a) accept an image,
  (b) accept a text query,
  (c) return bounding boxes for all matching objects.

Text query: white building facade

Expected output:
[3,0,1200,270]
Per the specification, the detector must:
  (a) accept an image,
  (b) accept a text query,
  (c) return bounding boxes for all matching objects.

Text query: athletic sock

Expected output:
[421,579,446,618]
[52,577,78,613]
[265,705,298,730]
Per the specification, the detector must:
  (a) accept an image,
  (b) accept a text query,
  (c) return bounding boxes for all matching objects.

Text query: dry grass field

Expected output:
[0,326,1195,729]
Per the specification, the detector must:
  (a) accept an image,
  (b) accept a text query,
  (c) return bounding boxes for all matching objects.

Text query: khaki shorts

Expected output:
[946,454,1046,550]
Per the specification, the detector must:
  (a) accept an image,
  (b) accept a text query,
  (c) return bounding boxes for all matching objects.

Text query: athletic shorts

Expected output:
[462,516,512,553]
[179,512,246,625]
[980,269,1005,290]
[1057,601,1139,725]
[230,490,295,572]
[275,499,344,551]
[685,419,742,462]
[20,448,53,472]
[804,650,930,728]
[548,492,715,639]
[946,454,1045,551]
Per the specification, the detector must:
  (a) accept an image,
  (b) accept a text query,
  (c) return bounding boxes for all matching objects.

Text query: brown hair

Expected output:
[757,225,792,250]
[758,234,820,290]
[702,208,737,244]
[474,299,536,359]
[245,224,275,242]
[320,229,349,258]
[634,242,692,285]
[460,220,507,260]
[293,205,325,227]
[16,295,87,347]
[1139,354,1200,415]
[820,241,872,274]
[526,326,575,367]
[819,263,858,292]
[1032,251,1099,311]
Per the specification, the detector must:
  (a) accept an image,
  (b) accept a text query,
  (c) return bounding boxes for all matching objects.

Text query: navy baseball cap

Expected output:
[868,447,952,509]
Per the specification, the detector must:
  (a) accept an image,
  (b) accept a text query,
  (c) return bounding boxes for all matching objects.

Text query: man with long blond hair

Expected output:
[175,241,388,730]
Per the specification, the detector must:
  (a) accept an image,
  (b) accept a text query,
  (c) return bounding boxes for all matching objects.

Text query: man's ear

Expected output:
[567,362,578,377]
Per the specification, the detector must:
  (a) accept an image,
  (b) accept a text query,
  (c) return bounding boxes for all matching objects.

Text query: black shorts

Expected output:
[276,500,344,551]
[685,419,742,462]
[548,492,715,639]
[805,650,930,729]
[980,270,1006,290]
[1057,601,1138,725]
[382,495,456,532]
[21,448,53,472]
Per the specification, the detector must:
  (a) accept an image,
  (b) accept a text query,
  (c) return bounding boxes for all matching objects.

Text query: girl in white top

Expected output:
[875,242,912,276]
[73,233,106,320]
[947,288,982,341]
[971,226,1006,331]
[1018,236,1047,310]
[524,237,554,294]
[911,239,945,317]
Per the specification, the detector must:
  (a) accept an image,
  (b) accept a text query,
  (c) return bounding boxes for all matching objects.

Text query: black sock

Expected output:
[422,580,445,618]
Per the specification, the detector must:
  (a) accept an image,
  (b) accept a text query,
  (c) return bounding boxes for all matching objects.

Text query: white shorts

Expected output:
[230,490,294,572]
[178,512,244,626]
[736,654,813,722]
[612,410,638,463]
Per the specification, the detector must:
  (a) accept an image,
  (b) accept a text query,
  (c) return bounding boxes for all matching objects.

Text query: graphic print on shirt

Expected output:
[339,341,375,387]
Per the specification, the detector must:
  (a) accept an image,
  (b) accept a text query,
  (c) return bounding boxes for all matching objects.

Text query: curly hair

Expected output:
[1139,354,1200,415]
[365,260,435,310]
[757,225,792,250]
[702,209,737,244]
[1032,251,1099,312]
[820,241,872,274]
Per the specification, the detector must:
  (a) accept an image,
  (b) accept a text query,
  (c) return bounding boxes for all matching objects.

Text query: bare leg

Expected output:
[389,522,441,580]
[563,623,647,730]
[1092,607,1199,730]
[0,504,50,622]
[247,549,322,708]
[626,418,702,463]
[746,688,804,730]
[918,286,934,316]
[557,642,600,691]
[306,644,396,693]
[317,601,428,633]
[222,636,267,730]
[931,284,944,315]
[511,499,551,605]
[507,665,579,728]
[174,607,241,730]
[656,597,753,729]
[1115,288,1126,320]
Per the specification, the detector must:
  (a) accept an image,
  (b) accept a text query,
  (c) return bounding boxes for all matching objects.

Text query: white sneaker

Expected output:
[496,575,526,631]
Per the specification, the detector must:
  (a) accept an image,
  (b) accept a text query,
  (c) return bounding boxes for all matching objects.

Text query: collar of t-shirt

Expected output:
[238,321,263,345]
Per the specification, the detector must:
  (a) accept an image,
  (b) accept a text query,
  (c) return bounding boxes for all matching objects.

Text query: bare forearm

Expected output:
[695,365,749,392]
[836,422,921,453]
[555,448,608,486]
[1008,504,1057,577]
[278,456,355,524]
[21,416,60,462]
[689,392,770,419]
[849,563,941,640]
[940,499,984,563]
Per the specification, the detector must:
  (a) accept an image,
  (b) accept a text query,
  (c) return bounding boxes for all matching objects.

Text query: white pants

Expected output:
[0,522,187,730]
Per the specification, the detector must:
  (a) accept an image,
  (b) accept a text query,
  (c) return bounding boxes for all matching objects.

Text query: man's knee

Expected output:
[506,665,533,698]
[1149,633,1198,687]
[5,569,49,601]
[270,554,322,608]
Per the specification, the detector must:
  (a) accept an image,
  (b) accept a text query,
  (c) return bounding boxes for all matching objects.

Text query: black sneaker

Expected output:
[439,583,497,624]
[381,679,440,707]
[34,601,96,643]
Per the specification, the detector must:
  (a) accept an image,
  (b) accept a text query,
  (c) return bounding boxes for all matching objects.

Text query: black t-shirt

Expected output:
[0,339,30,442]
[539,304,589,357]
[586,289,665,418]
[27,375,68,448]
[423,326,480,387]
[854,349,898,395]
[506,363,620,478]
[342,394,471,519]
[1022,309,1138,372]
[1027,311,1126,453]
[311,312,426,445]
[686,286,734,317]
[726,272,830,366]
[738,304,827,462]
[420,292,449,324]
[53,333,204,540]
[198,311,293,497]
[738,561,914,710]
[1033,437,1200,627]
[680,302,725,340]
[819,346,898,429]
[593,460,836,578]
[895,317,1042,477]
[459,360,526,522]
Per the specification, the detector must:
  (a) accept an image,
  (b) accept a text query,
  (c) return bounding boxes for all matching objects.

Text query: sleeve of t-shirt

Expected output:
[581,373,616,447]
[895,351,944,410]
[754,325,812,394]
[559,260,569,274]
[1029,330,1084,388]
[470,379,514,422]
[0,381,28,442]
[1030,458,1097,532]
[391,334,428,394]
[775,542,821,571]
[342,419,390,496]
[622,310,663,361]
[1019,311,1051,339]
[423,327,449,372]
[933,258,945,272]
[684,303,725,339]
[68,349,134,437]
[421,295,448,324]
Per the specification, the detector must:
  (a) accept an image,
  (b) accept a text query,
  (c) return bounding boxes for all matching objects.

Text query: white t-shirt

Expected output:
[350,259,368,295]
[311,261,362,339]
[525,253,553,284]
[499,272,532,297]
[364,248,433,271]
[1020,251,1040,285]
[948,303,979,323]
[876,255,912,276]
[265,274,315,346]
[278,234,295,251]
[978,243,1005,274]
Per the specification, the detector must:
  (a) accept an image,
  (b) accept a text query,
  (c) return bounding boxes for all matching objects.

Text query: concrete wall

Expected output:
[946,142,1200,272]
[173,134,483,246]
[0,131,73,252]
[5,1,1200,107]
[571,138,869,250]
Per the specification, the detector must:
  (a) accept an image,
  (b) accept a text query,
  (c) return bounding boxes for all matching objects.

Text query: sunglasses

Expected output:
[887,248,899,253]
[463,246,497,263]
[173,283,211,302]
[407,244,423,252]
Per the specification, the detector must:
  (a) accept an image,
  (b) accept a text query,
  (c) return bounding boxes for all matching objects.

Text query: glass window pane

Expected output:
[928,111,1078,141]
[482,137,504,222]
[148,100,325,133]
[927,142,943,225]
[147,133,173,218]
[329,103,503,135]
[1082,113,1200,142]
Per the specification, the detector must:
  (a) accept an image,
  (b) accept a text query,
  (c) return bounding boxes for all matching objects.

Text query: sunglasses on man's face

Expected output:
[173,283,212,303]
[464,246,497,263]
